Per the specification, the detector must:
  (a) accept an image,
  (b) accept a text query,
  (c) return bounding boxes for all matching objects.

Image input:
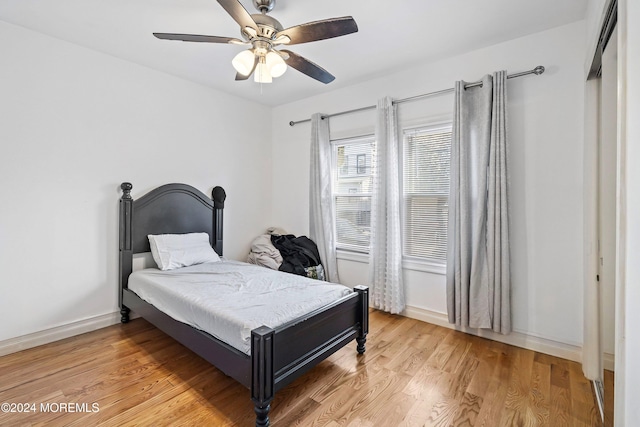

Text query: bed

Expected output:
[118,182,369,427]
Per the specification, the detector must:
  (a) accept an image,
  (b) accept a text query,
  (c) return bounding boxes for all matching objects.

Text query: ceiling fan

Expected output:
[153,0,358,84]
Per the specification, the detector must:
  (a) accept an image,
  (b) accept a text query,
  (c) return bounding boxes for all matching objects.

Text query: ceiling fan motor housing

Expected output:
[253,0,275,13]
[246,14,283,40]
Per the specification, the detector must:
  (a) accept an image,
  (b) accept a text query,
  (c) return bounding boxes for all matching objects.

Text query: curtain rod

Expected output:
[288,65,545,126]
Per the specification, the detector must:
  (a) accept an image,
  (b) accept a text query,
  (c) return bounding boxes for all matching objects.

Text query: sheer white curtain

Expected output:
[369,97,405,314]
[309,113,340,283]
[447,71,511,334]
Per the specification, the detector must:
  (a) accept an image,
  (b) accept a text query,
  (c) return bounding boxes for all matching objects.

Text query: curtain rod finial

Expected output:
[289,121,295,127]
[534,66,545,75]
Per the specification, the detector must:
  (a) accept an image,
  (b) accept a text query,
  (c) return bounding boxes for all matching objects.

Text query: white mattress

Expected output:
[128,259,352,355]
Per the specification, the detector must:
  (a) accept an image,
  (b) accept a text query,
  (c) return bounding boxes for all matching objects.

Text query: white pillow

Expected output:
[148,232,220,271]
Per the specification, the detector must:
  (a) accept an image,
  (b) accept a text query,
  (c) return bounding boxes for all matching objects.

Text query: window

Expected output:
[402,124,452,265]
[339,155,349,176]
[332,125,451,265]
[333,137,374,252]
[356,154,366,174]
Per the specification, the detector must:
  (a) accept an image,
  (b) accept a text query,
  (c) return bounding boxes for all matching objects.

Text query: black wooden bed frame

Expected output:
[118,182,369,427]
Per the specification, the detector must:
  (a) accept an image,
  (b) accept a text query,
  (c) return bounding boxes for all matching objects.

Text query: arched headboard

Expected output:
[118,183,226,302]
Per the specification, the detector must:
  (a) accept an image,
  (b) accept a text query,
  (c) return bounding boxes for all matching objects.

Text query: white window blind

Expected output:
[333,137,374,252]
[403,124,452,264]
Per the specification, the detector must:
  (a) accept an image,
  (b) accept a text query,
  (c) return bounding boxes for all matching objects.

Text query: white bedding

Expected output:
[128,259,352,355]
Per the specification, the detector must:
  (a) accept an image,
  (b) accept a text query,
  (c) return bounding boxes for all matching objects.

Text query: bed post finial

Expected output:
[121,182,133,199]
[212,186,226,208]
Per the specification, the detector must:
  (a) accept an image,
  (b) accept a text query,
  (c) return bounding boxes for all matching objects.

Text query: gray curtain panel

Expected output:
[446,71,511,334]
[309,113,340,283]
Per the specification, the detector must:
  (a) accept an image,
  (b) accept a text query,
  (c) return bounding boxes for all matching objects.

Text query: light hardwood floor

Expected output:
[0,310,609,426]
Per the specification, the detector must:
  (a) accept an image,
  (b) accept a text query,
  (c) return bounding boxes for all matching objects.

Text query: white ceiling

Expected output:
[0,0,586,106]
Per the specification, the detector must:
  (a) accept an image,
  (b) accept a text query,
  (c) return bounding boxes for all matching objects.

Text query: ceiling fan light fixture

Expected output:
[266,51,287,77]
[232,50,255,76]
[254,60,272,83]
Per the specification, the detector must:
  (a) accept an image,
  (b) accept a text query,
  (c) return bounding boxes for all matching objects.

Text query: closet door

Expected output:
[599,26,617,375]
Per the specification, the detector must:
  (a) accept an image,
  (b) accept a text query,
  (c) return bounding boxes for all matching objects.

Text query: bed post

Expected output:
[354,285,369,354]
[251,326,274,427]
[212,186,226,256]
[119,182,133,323]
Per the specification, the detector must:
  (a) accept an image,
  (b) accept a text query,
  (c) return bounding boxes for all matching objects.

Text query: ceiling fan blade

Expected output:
[275,17,358,45]
[235,56,258,81]
[280,49,335,84]
[216,0,258,32]
[153,33,246,44]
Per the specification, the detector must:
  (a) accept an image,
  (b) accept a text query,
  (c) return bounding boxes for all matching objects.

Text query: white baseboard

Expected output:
[0,312,123,357]
[402,305,583,363]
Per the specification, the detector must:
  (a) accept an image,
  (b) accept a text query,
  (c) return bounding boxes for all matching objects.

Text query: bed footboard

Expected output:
[250,285,369,426]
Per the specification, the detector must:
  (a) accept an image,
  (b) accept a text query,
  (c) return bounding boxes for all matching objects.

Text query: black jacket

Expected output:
[271,234,322,276]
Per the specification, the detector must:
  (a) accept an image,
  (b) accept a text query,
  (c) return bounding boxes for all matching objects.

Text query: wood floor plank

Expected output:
[401,363,441,401]
[442,335,473,374]
[384,343,434,376]
[399,397,436,427]
[452,391,483,427]
[270,397,321,426]
[350,369,414,425]
[427,395,461,427]
[528,360,551,426]
[474,347,512,426]
[368,391,416,427]
[604,369,615,427]
[426,339,457,371]
[502,346,535,425]
[466,345,499,399]
[0,311,604,427]
[547,361,576,426]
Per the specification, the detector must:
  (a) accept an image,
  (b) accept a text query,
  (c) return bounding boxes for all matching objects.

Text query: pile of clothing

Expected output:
[247,227,325,280]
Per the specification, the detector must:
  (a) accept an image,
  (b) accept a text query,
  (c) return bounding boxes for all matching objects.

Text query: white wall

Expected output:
[271,21,586,350]
[0,21,273,342]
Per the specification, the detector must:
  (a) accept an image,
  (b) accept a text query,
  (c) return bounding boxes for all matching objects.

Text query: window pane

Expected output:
[335,196,371,250]
[403,125,452,264]
[404,196,448,261]
[404,128,451,195]
[334,137,374,251]
[335,140,374,188]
